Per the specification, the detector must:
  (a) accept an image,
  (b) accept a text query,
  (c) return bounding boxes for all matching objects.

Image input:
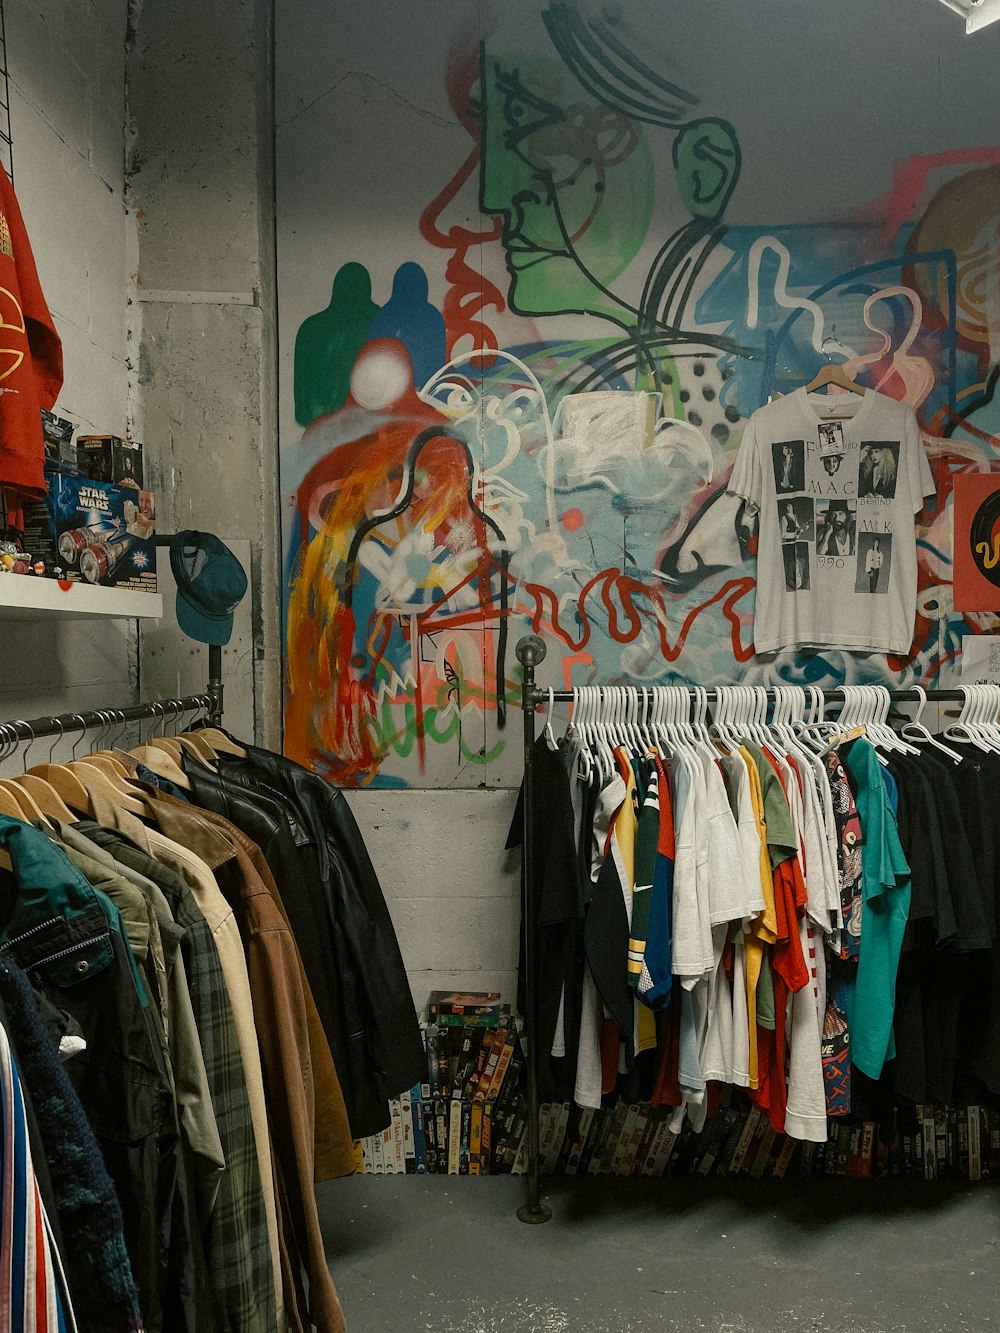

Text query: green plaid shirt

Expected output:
[80,821,276,1333]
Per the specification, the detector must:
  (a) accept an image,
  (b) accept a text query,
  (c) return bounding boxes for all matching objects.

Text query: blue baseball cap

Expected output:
[170,530,247,646]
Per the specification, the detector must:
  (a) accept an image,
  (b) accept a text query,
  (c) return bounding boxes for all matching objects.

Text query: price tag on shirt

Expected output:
[817,420,846,455]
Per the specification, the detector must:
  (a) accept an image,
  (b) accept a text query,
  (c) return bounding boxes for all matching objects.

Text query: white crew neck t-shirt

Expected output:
[728,389,935,654]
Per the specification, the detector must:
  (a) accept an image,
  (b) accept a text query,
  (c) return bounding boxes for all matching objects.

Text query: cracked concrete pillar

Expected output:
[127,0,280,746]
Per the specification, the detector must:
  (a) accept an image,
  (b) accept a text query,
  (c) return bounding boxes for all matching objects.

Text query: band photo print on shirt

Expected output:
[855,530,892,594]
[816,499,857,559]
[772,439,805,493]
[782,540,811,591]
[858,442,900,499]
[779,496,815,545]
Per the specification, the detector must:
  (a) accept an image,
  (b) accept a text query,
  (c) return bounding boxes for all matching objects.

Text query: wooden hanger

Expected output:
[805,362,865,396]
[14,774,78,823]
[130,744,193,792]
[76,754,140,788]
[175,734,217,769]
[148,736,186,763]
[26,762,95,815]
[92,711,134,777]
[67,760,148,816]
[75,755,153,808]
[91,751,132,778]
[0,725,20,861]
[0,778,50,826]
[0,781,31,820]
[190,727,247,758]
[84,710,132,778]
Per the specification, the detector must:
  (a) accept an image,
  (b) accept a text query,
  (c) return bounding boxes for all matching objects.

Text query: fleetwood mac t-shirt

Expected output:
[728,389,934,655]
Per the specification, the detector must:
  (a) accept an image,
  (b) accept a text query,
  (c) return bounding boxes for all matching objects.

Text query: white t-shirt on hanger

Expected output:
[727,388,935,654]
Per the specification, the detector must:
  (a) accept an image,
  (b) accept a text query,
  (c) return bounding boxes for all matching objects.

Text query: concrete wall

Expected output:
[127,0,280,749]
[0,0,138,773]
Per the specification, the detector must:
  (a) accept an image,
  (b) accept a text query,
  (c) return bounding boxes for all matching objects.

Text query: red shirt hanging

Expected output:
[0,165,63,503]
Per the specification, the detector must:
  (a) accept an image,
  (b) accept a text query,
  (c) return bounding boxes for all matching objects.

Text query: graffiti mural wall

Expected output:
[277,0,1000,789]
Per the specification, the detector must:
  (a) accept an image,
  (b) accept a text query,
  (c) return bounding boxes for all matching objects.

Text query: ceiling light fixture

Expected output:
[936,0,1000,33]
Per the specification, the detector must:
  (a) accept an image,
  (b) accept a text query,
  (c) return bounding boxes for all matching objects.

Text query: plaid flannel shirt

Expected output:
[80,820,275,1333]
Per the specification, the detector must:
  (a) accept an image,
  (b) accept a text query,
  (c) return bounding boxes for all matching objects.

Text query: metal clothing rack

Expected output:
[0,0,13,182]
[513,632,968,1224]
[0,642,224,746]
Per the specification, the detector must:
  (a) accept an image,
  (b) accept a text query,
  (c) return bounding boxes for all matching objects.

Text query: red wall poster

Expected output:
[953,472,1000,614]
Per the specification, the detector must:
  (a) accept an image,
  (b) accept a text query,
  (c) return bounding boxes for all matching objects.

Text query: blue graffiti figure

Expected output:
[367,262,446,392]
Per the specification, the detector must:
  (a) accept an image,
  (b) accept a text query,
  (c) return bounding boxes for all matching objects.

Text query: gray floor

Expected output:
[318,1176,999,1332]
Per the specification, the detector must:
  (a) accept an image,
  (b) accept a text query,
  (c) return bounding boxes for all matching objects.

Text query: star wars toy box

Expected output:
[76,435,144,490]
[21,461,157,592]
[40,409,77,466]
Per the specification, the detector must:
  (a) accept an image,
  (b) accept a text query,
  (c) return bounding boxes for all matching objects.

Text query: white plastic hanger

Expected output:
[593,688,616,784]
[637,687,656,754]
[984,685,1000,750]
[691,686,716,751]
[571,687,594,784]
[796,685,835,753]
[542,687,559,751]
[971,683,1000,754]
[898,685,962,764]
[944,685,991,752]
[873,685,920,755]
[709,685,733,751]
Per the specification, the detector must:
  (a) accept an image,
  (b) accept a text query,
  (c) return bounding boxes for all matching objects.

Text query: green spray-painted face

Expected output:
[672,118,741,220]
[479,51,654,319]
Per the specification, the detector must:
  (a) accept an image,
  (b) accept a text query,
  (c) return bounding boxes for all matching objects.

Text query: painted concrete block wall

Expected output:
[277,0,1000,795]
[0,0,137,770]
[346,787,521,1006]
[276,0,1000,1010]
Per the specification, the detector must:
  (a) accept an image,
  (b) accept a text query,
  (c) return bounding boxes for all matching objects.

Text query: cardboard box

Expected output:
[22,463,157,591]
[76,435,144,490]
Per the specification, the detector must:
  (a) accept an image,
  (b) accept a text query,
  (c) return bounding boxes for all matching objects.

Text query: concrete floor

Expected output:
[318,1176,999,1333]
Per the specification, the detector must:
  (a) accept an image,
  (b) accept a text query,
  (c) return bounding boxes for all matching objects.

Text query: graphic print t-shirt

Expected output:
[727,389,934,654]
[0,166,63,503]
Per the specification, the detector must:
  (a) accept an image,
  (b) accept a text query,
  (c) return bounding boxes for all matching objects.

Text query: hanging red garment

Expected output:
[0,165,63,507]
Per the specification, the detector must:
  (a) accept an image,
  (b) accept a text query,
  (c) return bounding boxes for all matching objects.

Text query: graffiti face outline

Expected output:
[478,49,654,318]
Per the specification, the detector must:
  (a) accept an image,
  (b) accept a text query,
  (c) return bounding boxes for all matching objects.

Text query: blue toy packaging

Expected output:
[21,462,157,591]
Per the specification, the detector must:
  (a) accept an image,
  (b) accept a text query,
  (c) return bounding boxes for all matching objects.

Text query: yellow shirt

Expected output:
[739,747,777,1088]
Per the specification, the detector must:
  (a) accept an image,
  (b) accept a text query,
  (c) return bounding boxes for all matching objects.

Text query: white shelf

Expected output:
[0,576,163,621]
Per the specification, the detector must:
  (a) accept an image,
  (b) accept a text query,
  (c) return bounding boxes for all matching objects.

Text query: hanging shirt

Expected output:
[727,388,935,654]
[696,751,748,1091]
[842,737,912,1080]
[628,764,659,993]
[719,749,766,1090]
[636,754,675,1009]
[670,750,713,985]
[824,750,865,958]
[719,751,766,918]
[737,746,778,1089]
[582,756,637,1071]
[575,775,626,1110]
[0,166,63,505]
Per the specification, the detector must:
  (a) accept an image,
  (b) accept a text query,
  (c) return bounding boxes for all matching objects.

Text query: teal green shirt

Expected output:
[843,739,911,1079]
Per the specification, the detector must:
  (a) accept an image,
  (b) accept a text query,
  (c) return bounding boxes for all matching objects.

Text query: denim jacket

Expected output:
[0,815,207,1333]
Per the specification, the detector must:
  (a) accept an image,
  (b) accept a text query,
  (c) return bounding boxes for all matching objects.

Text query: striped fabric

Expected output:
[628,765,659,987]
[0,1019,77,1333]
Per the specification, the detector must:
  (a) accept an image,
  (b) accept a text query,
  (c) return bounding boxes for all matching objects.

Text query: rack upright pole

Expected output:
[515,634,553,1225]
[207,643,225,726]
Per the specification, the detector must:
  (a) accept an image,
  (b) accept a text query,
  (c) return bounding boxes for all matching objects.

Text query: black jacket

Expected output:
[185,746,424,1138]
